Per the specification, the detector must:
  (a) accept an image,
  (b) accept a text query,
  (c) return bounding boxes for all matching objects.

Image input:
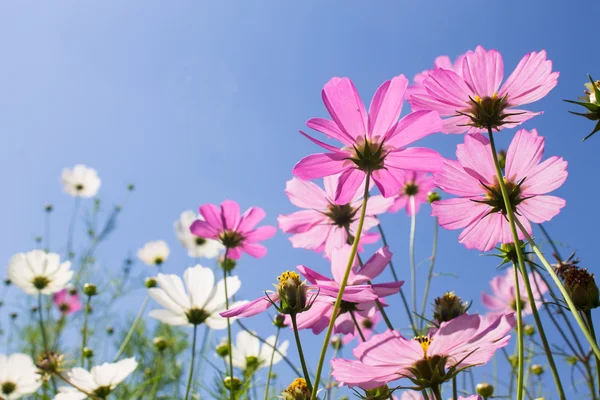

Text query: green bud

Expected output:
[330,336,343,351]
[4,279,11,286]
[476,382,494,398]
[273,314,288,328]
[531,364,544,375]
[105,326,114,335]
[220,257,237,272]
[216,341,230,358]
[566,355,578,365]
[9,312,17,320]
[82,347,94,359]
[153,336,169,352]
[563,267,600,311]
[427,191,441,203]
[145,277,158,289]
[364,385,391,400]
[275,271,308,314]
[497,150,507,170]
[44,203,53,212]
[508,355,518,368]
[223,376,242,392]
[127,183,135,191]
[433,291,468,324]
[524,324,535,336]
[83,283,97,297]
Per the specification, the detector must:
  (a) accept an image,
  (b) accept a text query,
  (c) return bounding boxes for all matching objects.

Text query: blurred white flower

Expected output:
[148,265,243,329]
[7,250,73,295]
[174,211,223,259]
[55,358,137,400]
[61,165,101,198]
[229,330,289,371]
[137,240,170,266]
[0,353,42,399]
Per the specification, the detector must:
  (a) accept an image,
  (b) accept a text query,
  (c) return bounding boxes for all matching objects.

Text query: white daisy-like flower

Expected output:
[61,165,101,198]
[0,353,42,399]
[137,240,170,266]
[55,358,137,400]
[229,330,289,371]
[7,250,73,295]
[148,265,242,329]
[173,211,224,259]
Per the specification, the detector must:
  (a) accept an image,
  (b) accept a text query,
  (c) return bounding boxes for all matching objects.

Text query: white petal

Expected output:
[184,265,214,308]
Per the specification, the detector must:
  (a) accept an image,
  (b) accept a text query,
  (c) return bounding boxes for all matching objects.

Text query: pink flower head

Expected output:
[190,200,276,260]
[482,268,548,317]
[289,245,402,335]
[331,313,514,390]
[342,305,381,345]
[388,171,435,216]
[409,46,559,134]
[405,54,466,98]
[432,129,567,252]
[52,288,83,315]
[278,176,393,258]
[293,75,443,204]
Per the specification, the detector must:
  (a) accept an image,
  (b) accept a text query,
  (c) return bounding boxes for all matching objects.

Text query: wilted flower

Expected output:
[53,289,83,315]
[433,292,469,324]
[174,211,223,259]
[8,250,73,295]
[563,267,600,311]
[0,353,42,399]
[137,240,170,266]
[61,164,101,198]
[481,268,548,317]
[228,331,289,373]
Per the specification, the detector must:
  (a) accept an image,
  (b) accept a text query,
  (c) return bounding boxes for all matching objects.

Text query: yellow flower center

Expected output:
[414,336,433,358]
[277,271,302,288]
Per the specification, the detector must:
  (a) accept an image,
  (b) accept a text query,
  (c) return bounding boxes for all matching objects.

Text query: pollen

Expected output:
[414,336,433,358]
[278,271,302,286]
[474,95,482,103]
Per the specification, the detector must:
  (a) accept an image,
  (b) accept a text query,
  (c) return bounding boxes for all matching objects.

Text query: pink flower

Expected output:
[331,313,514,390]
[431,129,567,252]
[388,171,435,216]
[278,176,393,258]
[190,200,276,260]
[293,75,443,204]
[52,289,83,315]
[289,245,402,335]
[482,268,548,317]
[409,46,559,134]
[405,54,466,98]
[342,305,381,344]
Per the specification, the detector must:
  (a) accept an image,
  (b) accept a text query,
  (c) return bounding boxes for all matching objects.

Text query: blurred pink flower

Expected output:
[405,54,466,98]
[52,289,82,315]
[190,200,276,260]
[432,129,567,252]
[331,313,514,389]
[293,75,443,204]
[482,268,548,317]
[278,176,393,258]
[388,171,435,216]
[409,46,558,134]
[341,305,381,345]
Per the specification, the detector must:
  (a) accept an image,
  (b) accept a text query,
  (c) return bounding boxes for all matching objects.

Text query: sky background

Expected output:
[0,1,598,398]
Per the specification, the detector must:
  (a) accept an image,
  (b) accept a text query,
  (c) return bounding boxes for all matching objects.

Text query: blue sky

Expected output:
[1,1,598,398]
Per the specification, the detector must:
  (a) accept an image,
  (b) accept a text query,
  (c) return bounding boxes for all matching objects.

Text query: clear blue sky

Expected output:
[1,1,598,398]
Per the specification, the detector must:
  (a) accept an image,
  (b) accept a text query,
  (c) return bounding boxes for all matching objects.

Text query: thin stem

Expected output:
[114,296,149,361]
[264,328,280,400]
[66,197,81,260]
[349,310,366,341]
[420,216,438,330]
[150,352,163,399]
[44,210,51,252]
[194,326,213,387]
[377,224,417,335]
[291,313,313,393]
[452,377,457,400]
[421,390,430,400]
[37,293,50,353]
[80,295,92,367]
[430,385,443,400]
[310,172,371,400]
[584,353,598,400]
[513,263,525,400]
[409,195,417,318]
[326,335,342,400]
[184,324,198,400]
[586,310,600,397]
[222,257,234,400]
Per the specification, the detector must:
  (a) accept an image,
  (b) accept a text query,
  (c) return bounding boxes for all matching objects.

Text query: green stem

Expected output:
[419,216,438,330]
[184,324,198,400]
[264,328,280,400]
[80,295,92,367]
[584,353,598,400]
[310,172,371,400]
[513,263,525,400]
[430,385,442,400]
[66,197,81,260]
[150,352,163,399]
[409,195,417,318]
[586,310,600,397]
[349,310,366,341]
[194,326,213,387]
[222,257,234,400]
[291,313,313,393]
[377,224,417,335]
[452,376,457,400]
[326,335,342,400]
[421,390,430,400]
[114,296,149,361]
[522,338,534,394]
[38,294,50,353]
[44,209,51,252]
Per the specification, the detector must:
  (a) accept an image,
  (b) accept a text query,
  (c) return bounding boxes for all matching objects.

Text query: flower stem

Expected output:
[80,295,92,367]
[377,224,417,335]
[310,172,371,400]
[150,352,162,399]
[184,324,198,400]
[349,310,366,342]
[431,385,443,400]
[409,195,417,318]
[114,296,149,361]
[487,128,565,400]
[66,197,81,260]
[291,313,313,393]
[512,263,525,400]
[57,373,101,400]
[38,293,50,353]
[585,310,600,396]
[420,216,438,330]
[264,327,280,400]
[222,257,235,400]
[452,376,457,400]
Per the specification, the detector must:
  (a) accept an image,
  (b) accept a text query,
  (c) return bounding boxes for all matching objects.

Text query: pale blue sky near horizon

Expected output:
[1,1,599,398]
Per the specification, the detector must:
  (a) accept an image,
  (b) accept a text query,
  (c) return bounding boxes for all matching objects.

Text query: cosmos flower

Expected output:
[190,200,276,260]
[432,129,567,252]
[331,313,514,390]
[293,75,443,204]
[409,46,559,133]
[228,330,289,372]
[387,171,435,216]
[148,265,243,329]
[405,53,466,98]
[55,358,137,400]
[53,288,83,315]
[342,305,381,344]
[137,240,170,266]
[61,164,101,198]
[278,176,392,258]
[7,250,73,296]
[482,268,548,317]
[173,211,223,259]
[0,353,42,399]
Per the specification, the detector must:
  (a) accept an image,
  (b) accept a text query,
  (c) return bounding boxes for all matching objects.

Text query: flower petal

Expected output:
[322,77,367,140]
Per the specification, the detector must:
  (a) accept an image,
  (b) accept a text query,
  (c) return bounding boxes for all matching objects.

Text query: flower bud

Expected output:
[216,341,230,358]
[508,355,518,368]
[531,364,544,375]
[566,355,578,365]
[275,271,308,314]
[83,283,97,297]
[524,324,535,336]
[127,183,135,191]
[330,336,343,351]
[82,347,94,359]
[153,336,169,352]
[44,203,54,212]
[145,277,158,288]
[427,191,441,203]
[223,376,242,392]
[281,378,310,400]
[220,257,237,272]
[106,326,114,335]
[364,385,391,400]
[563,267,600,311]
[476,382,494,398]
[498,241,526,265]
[566,75,600,141]
[9,312,17,320]
[4,279,11,286]
[273,314,288,328]
[36,351,65,375]
[433,292,468,324]
[497,150,507,170]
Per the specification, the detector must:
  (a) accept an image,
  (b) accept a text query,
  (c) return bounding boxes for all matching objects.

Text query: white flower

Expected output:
[229,331,289,371]
[55,358,137,400]
[0,353,42,399]
[137,240,170,266]
[61,165,101,198]
[174,211,223,259]
[148,265,243,329]
[7,250,73,295]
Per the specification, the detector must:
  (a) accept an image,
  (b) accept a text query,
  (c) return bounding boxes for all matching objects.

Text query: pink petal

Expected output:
[244,226,277,243]
[387,195,408,213]
[434,159,483,197]
[324,226,348,258]
[237,207,266,233]
[521,156,568,195]
[441,115,478,134]
[292,153,348,180]
[296,265,333,285]
[432,198,488,230]
[227,247,243,260]
[500,108,541,128]
[372,169,402,198]
[306,117,354,146]
[299,130,343,153]
[334,168,366,205]
[354,246,392,282]
[505,128,545,182]
[199,204,223,231]
[517,196,565,223]
[330,245,357,285]
[220,200,240,231]
[241,243,268,258]
[289,224,330,251]
[323,175,338,200]
[189,220,218,239]
[455,133,496,185]
[458,212,504,252]
[368,75,408,139]
[322,77,368,140]
[284,177,328,209]
[386,110,442,148]
[423,68,473,111]
[385,148,443,173]
[409,92,458,115]
[331,359,401,389]
[220,295,275,318]
[461,46,504,97]
[481,292,508,312]
[278,210,324,233]
[371,282,404,297]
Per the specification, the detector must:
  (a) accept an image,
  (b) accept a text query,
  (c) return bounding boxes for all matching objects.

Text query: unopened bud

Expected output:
[524,324,535,336]
[216,341,230,358]
[10,312,17,320]
[330,336,343,350]
[44,203,53,212]
[433,291,468,323]
[153,336,169,352]
[427,191,441,204]
[273,314,288,328]
[531,364,544,375]
[82,347,94,359]
[83,283,97,297]
[223,376,242,392]
[106,326,114,335]
[276,271,308,314]
[566,355,578,365]
[4,279,11,286]
[145,277,157,288]
[476,382,494,398]
[563,267,600,311]
[497,150,507,170]
[127,183,135,191]
[220,257,237,272]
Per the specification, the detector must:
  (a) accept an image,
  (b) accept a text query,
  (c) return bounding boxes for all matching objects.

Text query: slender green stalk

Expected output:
[421,390,430,400]
[80,295,92,367]
[66,197,81,260]
[409,195,417,317]
[584,354,598,400]
[150,352,163,399]
[195,326,213,386]
[44,209,51,252]
[326,335,342,400]
[513,263,525,400]
[291,313,313,393]
[377,224,417,335]
[184,324,198,400]
[114,296,149,361]
[586,310,600,396]
[452,376,457,400]
[349,310,366,341]
[537,223,563,259]
[264,327,280,400]
[38,294,50,353]
[222,258,234,400]
[522,338,534,393]
[310,172,371,400]
[430,385,443,400]
[420,216,438,330]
